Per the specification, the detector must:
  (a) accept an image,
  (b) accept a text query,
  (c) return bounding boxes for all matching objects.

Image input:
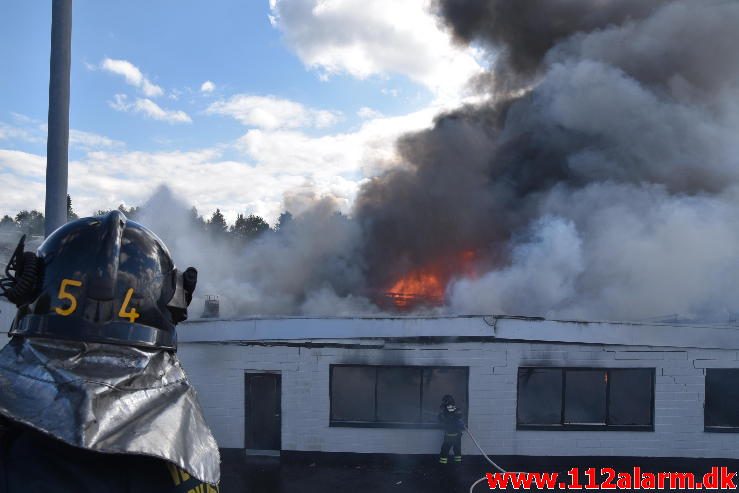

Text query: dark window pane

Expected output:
[608,369,653,426]
[517,368,563,425]
[377,367,422,423]
[421,368,467,423]
[331,366,376,422]
[565,370,607,424]
[705,369,739,428]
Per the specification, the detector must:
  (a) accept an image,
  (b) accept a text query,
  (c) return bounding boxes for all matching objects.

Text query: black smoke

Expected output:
[354,0,739,321]
[438,0,669,85]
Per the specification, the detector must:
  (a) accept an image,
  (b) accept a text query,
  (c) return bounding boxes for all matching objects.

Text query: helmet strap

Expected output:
[0,235,41,306]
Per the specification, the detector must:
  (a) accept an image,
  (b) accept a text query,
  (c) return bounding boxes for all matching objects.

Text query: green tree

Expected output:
[117,204,140,219]
[231,213,269,241]
[0,215,17,230]
[275,211,293,232]
[15,210,45,236]
[207,208,228,237]
[67,194,78,221]
[189,207,206,232]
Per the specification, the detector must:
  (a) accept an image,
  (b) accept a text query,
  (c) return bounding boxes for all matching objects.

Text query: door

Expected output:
[245,373,281,450]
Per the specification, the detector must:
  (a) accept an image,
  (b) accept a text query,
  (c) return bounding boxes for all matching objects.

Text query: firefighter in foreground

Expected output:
[438,394,464,465]
[0,211,220,492]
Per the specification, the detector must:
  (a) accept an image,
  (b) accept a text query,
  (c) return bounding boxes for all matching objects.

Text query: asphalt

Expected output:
[221,455,484,493]
[220,453,739,493]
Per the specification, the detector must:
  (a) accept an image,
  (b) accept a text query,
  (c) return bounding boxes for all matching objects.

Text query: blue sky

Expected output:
[0,0,481,224]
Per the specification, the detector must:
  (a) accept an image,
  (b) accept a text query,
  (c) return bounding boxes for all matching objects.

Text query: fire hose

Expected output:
[422,409,520,492]
[464,424,523,493]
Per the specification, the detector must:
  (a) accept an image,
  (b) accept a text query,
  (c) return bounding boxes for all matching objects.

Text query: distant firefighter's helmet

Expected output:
[441,394,456,408]
[1,210,197,350]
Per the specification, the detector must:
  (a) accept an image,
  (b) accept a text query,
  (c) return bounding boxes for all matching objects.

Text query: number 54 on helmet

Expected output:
[0,210,197,351]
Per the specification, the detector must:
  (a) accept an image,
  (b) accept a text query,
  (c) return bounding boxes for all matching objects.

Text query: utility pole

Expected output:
[44,0,72,237]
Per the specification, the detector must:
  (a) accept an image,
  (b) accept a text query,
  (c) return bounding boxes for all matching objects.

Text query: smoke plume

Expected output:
[132,187,376,318]
[355,0,739,322]
[6,1,738,323]
[438,0,670,87]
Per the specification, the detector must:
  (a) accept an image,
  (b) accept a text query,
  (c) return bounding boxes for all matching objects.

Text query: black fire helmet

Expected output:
[1,210,197,350]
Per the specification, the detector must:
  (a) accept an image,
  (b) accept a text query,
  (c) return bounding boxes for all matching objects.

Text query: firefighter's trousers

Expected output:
[439,432,462,464]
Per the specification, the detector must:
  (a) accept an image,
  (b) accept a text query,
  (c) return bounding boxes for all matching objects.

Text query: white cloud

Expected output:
[0,100,443,224]
[200,80,216,93]
[269,0,482,101]
[0,149,46,179]
[9,113,35,125]
[1,118,123,151]
[0,122,43,144]
[0,146,304,224]
[357,106,382,119]
[109,94,192,124]
[0,170,46,215]
[237,103,444,183]
[100,58,164,97]
[132,99,192,124]
[206,94,341,130]
[1,68,471,227]
[0,149,47,217]
[69,129,125,151]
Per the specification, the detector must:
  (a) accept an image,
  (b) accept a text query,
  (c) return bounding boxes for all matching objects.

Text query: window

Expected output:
[421,367,468,424]
[608,368,653,426]
[377,367,421,423]
[705,369,739,432]
[517,368,562,425]
[517,367,654,430]
[330,365,468,428]
[330,366,375,422]
[565,370,607,424]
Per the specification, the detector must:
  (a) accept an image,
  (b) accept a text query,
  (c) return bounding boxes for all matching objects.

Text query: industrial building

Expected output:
[152,315,739,462]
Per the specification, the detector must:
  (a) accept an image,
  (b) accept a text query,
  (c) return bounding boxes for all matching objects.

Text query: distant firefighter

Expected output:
[438,394,464,464]
[0,211,220,492]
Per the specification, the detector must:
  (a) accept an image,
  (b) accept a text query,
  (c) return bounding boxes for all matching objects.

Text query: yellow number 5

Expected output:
[118,288,140,323]
[55,279,82,316]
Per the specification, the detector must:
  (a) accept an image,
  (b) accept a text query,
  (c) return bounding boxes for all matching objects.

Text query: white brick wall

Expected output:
[177,338,739,459]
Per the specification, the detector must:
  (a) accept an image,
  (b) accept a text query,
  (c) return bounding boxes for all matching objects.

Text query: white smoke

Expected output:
[134,186,371,318]
[450,184,739,322]
[449,217,583,318]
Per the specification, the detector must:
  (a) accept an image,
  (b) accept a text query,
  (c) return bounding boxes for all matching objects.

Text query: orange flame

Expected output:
[384,250,478,309]
[386,271,445,308]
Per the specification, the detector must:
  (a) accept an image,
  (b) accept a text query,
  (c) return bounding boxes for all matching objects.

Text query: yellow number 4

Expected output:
[118,288,140,323]
[55,279,82,316]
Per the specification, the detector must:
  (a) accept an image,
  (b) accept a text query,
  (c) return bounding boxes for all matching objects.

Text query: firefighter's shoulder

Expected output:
[164,463,220,493]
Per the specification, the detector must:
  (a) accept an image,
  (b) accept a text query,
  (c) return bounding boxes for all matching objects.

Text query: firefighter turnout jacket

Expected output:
[0,421,218,493]
[438,408,465,433]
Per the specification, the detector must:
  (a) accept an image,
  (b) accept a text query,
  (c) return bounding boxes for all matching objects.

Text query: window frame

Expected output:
[704,368,739,433]
[516,367,655,432]
[329,364,469,429]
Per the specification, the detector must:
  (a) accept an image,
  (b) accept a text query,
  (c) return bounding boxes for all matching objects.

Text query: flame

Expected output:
[459,250,477,277]
[386,270,445,308]
[384,250,478,309]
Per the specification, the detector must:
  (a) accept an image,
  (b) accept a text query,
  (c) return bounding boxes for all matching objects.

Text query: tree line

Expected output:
[0,195,288,243]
